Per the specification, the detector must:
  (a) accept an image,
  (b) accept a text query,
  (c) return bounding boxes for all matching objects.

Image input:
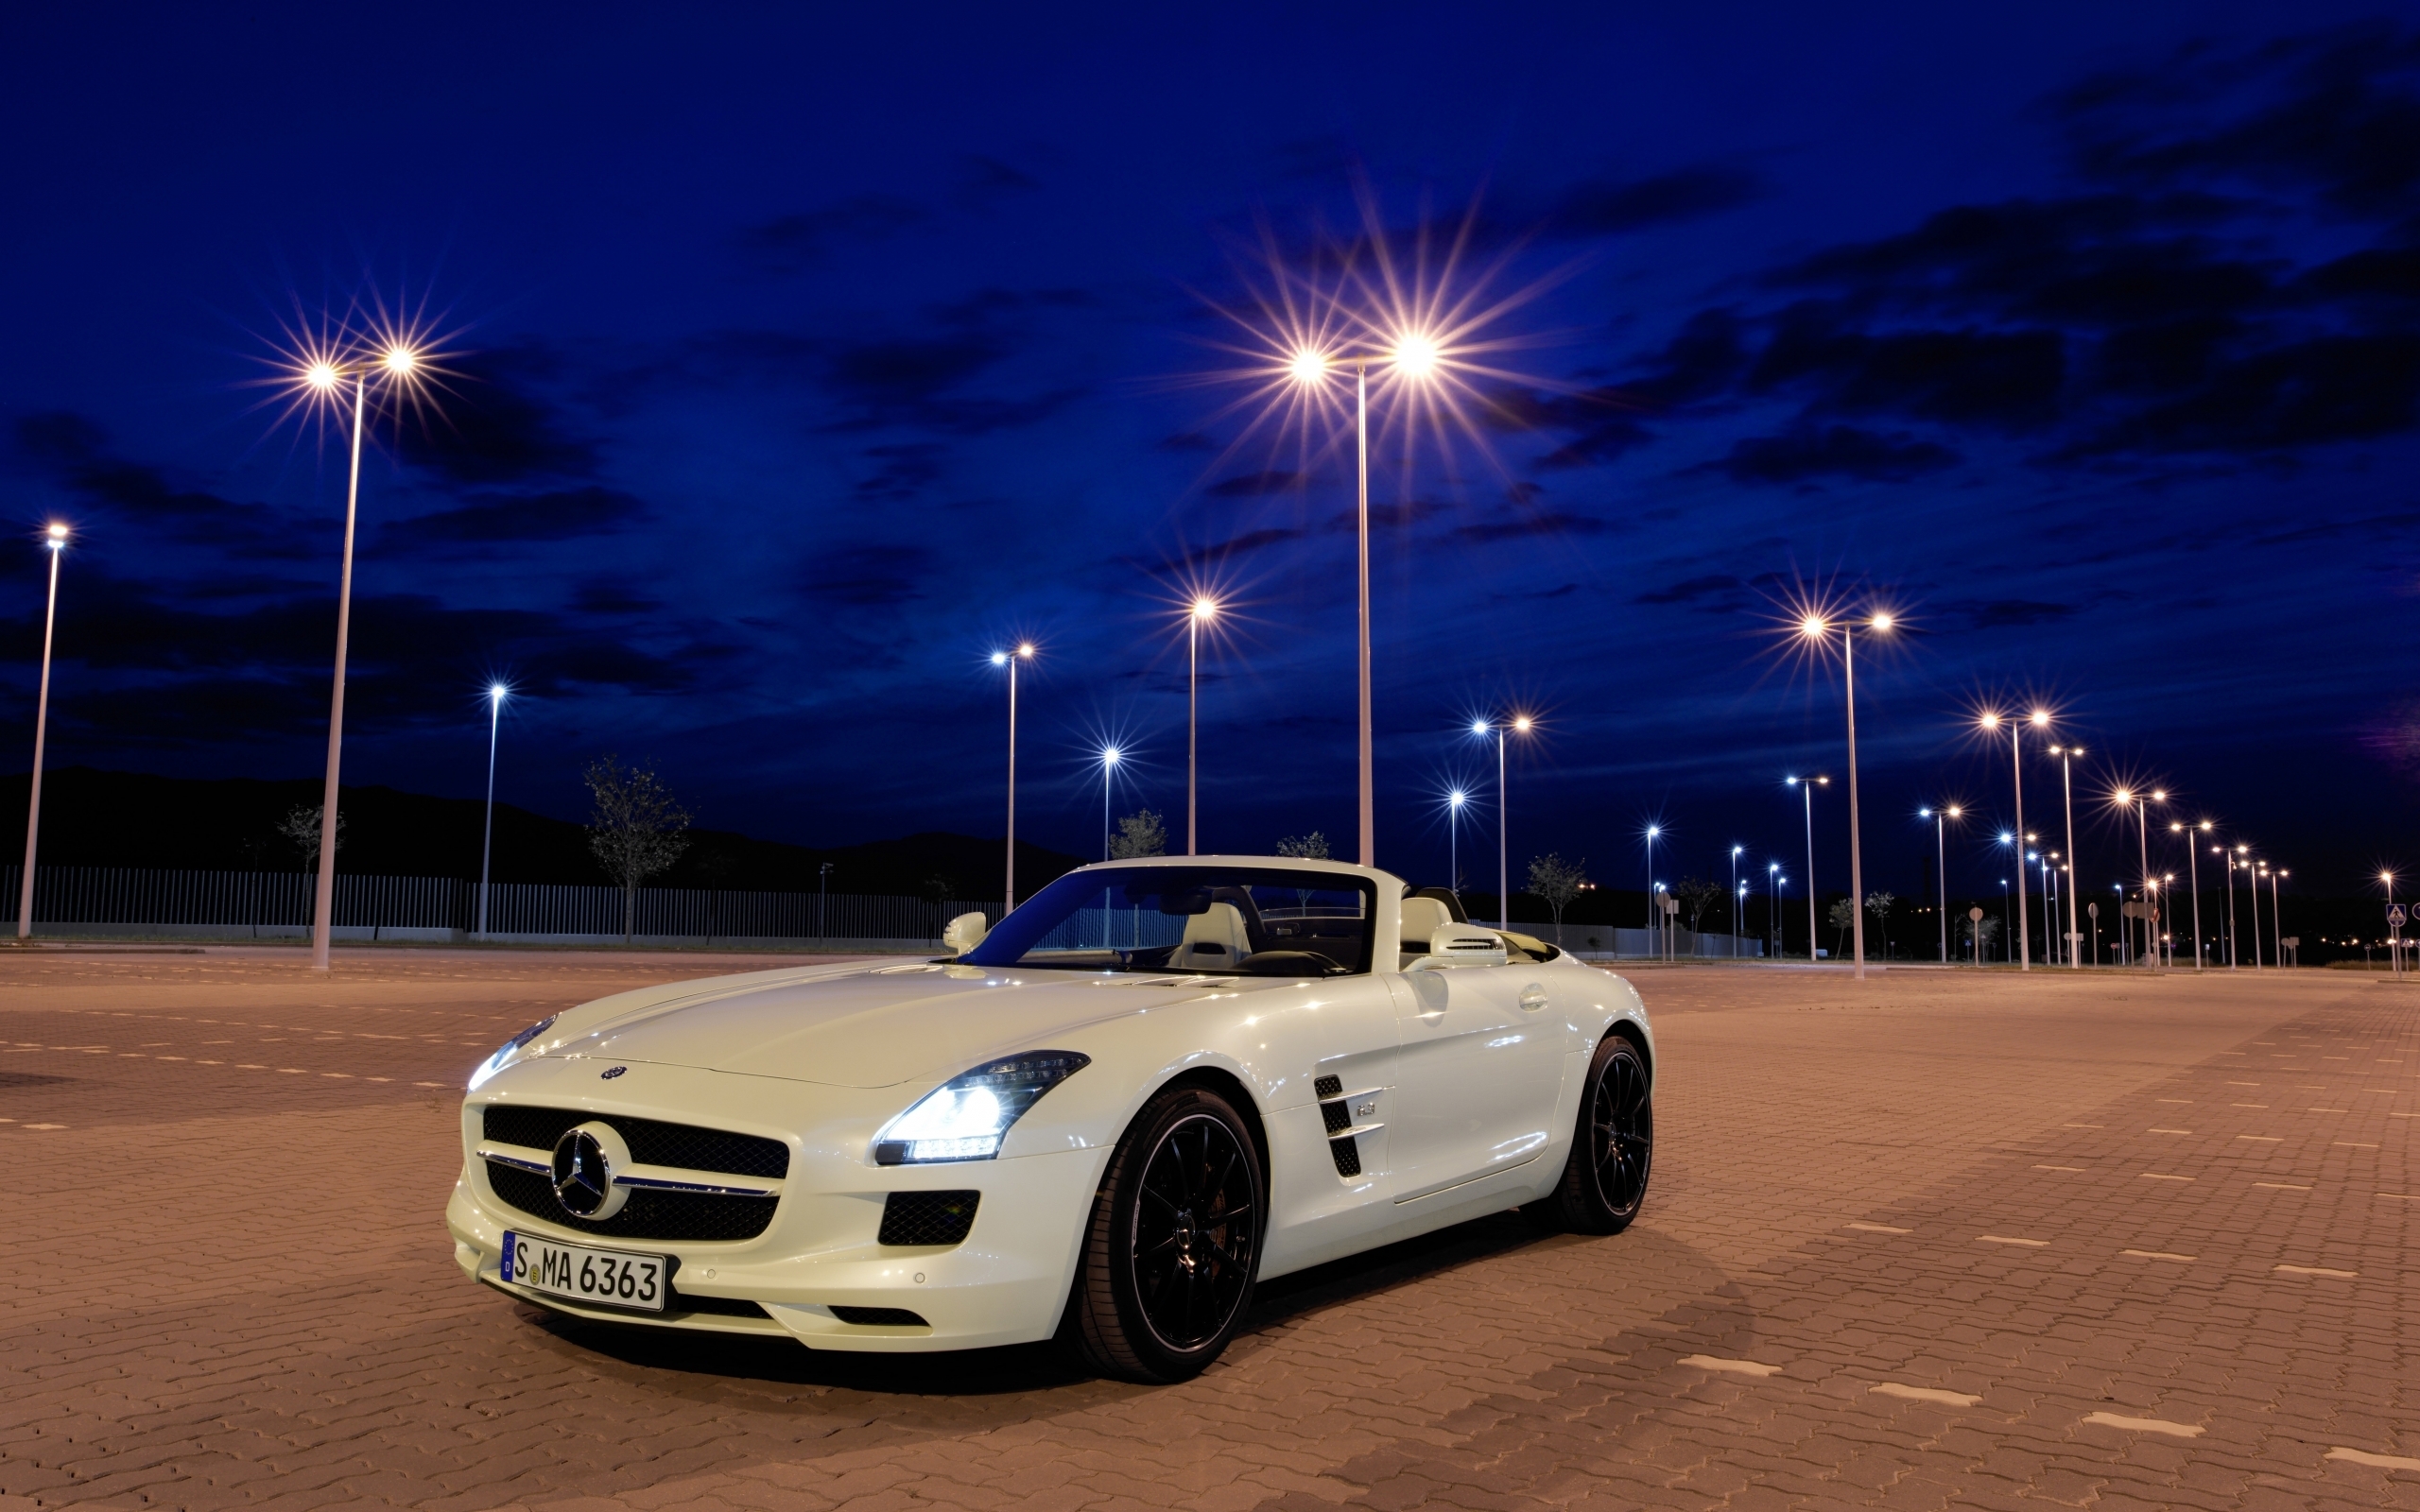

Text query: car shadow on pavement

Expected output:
[523,1210,1572,1396]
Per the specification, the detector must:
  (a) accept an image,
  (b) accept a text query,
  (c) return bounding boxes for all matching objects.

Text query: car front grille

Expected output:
[485,1160,778,1242]
[481,1104,789,1178]
[878,1190,980,1246]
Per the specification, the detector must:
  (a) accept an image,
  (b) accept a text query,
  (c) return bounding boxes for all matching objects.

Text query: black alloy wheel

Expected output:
[1527,1033,1653,1234]
[1059,1084,1264,1383]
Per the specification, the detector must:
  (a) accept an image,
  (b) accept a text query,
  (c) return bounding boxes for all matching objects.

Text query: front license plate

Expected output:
[501,1231,668,1313]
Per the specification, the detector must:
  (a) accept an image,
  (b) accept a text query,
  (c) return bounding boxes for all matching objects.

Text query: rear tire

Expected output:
[1526,1032,1652,1235]
[1057,1084,1264,1383]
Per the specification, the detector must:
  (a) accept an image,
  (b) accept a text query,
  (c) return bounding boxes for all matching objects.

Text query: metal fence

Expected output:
[0,866,1000,948]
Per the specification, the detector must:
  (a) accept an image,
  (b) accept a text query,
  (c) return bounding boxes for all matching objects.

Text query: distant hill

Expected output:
[0,766,1086,898]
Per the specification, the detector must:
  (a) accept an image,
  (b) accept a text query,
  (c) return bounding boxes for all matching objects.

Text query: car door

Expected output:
[1384,959,1566,1203]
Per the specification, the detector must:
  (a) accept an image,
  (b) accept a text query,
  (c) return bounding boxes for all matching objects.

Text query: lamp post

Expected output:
[993,643,1034,906]
[299,343,420,972]
[1447,788,1467,895]
[2047,744,2083,968]
[1729,845,1743,959]
[1099,746,1120,860]
[1979,710,2048,970]
[1996,833,2016,960]
[1187,597,1215,855]
[2271,868,2287,967]
[1289,338,1441,868]
[1472,715,1530,928]
[1920,805,1962,963]
[1644,825,1662,934]
[2175,821,2209,970]
[1787,776,1827,963]
[1800,613,1893,977]
[2383,870,2400,978]
[2111,787,2165,970]
[15,524,69,940]
[476,682,508,940]
[2239,847,2263,969]
[2219,847,2238,968]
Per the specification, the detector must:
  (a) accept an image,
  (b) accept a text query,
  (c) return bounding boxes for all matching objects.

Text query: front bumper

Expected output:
[445,1057,1109,1351]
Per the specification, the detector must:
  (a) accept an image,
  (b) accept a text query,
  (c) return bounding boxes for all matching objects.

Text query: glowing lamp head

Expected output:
[1287,348,1329,385]
[1101,747,1120,767]
[1946,805,1962,817]
[489,683,508,703]
[381,347,417,376]
[1016,643,1034,660]
[1512,715,1532,732]
[1191,596,1216,622]
[1869,612,1893,631]
[1391,334,1440,378]
[1646,826,1660,839]
[1979,712,2002,730]
[1472,719,1491,736]
[1920,807,1932,818]
[2029,709,2050,727]
[1800,615,1827,639]
[2114,788,2133,803]
[1999,832,2014,844]
[2151,789,2166,801]
[305,361,340,391]
[1448,789,1466,809]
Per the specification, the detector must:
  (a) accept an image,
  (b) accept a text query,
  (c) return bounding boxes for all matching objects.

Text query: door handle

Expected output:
[1518,985,1547,1011]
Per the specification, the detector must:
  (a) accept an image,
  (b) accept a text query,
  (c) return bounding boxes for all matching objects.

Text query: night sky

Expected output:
[5,3,2416,911]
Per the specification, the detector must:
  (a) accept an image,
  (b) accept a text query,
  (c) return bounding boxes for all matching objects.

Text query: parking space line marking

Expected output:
[2237,1135,2281,1142]
[276,1068,306,1074]
[2274,1263,2358,1278]
[2255,1182,2310,1191]
[2063,1123,2103,1128]
[2149,1127,2193,1134]
[2083,1413,2204,1437]
[2033,1164,2083,1172]
[2327,1447,2420,1471]
[1978,1235,2048,1246]
[236,1063,267,1069]
[2157,1098,2192,1104]
[1678,1355,1781,1377]
[414,1081,447,1088]
[2225,1081,2258,1086]
[2334,1141,2378,1148]
[1845,1221,1911,1233]
[2378,1193,2414,1201]
[2309,1107,2349,1112]
[2233,1103,2269,1108]
[2121,1249,2197,1261]
[2141,1174,2193,1182]
[24,1124,69,1130]
[1872,1383,1981,1407]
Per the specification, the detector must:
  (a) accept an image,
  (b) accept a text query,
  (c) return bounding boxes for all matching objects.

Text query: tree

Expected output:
[584,755,692,942]
[1273,832,1329,859]
[275,804,343,870]
[919,873,957,941]
[1527,853,1589,943]
[1110,809,1167,859]
[1864,890,1896,959]
[1827,896,1857,958]
[1961,911,2000,963]
[1673,875,1721,934]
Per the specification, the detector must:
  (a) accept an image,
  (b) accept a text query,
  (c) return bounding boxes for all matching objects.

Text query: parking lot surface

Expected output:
[2,947,2412,1511]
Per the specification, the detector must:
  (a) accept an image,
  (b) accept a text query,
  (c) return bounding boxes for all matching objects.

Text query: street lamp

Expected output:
[1471,714,1531,928]
[1446,788,1468,895]
[477,682,509,940]
[993,644,1035,906]
[2173,820,2210,971]
[1769,862,1785,959]
[2271,868,2288,967]
[1729,844,1744,959]
[2110,786,2166,970]
[294,340,423,971]
[1979,709,2048,970]
[1919,804,1962,964]
[15,523,70,940]
[1644,825,1663,935]
[1099,746,1121,860]
[1288,335,1445,868]
[2218,845,2239,968]
[2046,743,2084,968]
[2238,846,2264,969]
[1786,775,1828,963]
[2383,869,2401,978]
[1801,612,1894,977]
[1186,597,1216,855]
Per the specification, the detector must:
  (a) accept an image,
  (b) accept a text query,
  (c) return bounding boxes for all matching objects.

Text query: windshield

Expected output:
[960,865,1377,975]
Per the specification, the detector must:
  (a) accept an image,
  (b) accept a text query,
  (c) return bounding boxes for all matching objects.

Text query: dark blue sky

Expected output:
[4,2,2415,905]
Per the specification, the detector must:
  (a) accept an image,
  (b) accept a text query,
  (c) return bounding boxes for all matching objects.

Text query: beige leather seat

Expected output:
[1399,894,1455,966]
[1169,902,1251,970]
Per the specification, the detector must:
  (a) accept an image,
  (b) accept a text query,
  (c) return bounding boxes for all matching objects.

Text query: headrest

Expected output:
[1399,894,1454,941]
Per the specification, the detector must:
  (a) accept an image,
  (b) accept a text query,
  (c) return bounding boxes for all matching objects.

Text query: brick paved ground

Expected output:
[1,947,2412,1511]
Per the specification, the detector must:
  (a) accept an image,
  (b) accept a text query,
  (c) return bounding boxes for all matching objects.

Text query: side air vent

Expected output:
[1330,1138,1362,1177]
[1321,1100,1354,1134]
[1314,1074,1343,1099]
[879,1190,981,1246]
[831,1306,930,1327]
[1314,1072,1377,1179]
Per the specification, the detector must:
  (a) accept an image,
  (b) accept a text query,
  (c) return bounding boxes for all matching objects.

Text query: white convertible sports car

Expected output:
[446,856,1653,1382]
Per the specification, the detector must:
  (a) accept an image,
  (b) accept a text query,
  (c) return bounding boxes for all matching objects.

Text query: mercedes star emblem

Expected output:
[600,1065,628,1079]
[551,1128,612,1217]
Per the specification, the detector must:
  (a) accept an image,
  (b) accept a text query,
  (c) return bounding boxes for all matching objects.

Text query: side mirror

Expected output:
[942,911,990,954]
[1408,925,1509,971]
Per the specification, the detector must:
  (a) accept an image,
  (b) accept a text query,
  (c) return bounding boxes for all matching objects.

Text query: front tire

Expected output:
[1058,1084,1264,1383]
[1527,1032,1652,1234]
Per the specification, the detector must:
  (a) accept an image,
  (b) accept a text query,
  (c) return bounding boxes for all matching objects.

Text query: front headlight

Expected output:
[468,1014,559,1091]
[873,1051,1091,1164]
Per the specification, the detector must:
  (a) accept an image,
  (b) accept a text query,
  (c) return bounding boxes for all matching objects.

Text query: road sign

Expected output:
[1968,906,1984,921]
[2391,904,2408,928]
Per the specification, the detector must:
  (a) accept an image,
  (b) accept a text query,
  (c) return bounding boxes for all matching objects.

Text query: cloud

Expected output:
[1451,509,1615,541]
[738,195,926,271]
[800,542,938,608]
[1749,313,2067,429]
[1712,424,1961,485]
[855,443,948,501]
[1953,599,2079,628]
[1206,470,1301,497]
[406,346,599,486]
[1546,164,1768,236]
[379,486,647,550]
[11,411,315,557]
[570,577,661,615]
[1634,573,1745,606]
[1155,432,1219,453]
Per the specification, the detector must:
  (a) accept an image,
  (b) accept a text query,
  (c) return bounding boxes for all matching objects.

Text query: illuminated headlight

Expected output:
[468,1014,558,1091]
[874,1051,1090,1165]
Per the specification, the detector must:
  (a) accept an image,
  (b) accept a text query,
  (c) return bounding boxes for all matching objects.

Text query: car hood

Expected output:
[544,965,1247,1089]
